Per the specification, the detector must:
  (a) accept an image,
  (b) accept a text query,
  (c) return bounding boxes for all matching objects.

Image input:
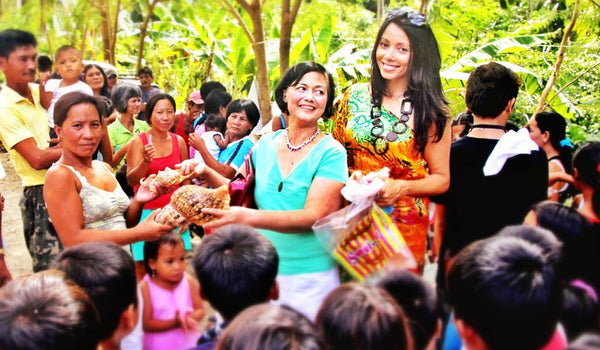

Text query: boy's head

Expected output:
[200,81,226,100]
[377,270,440,350]
[37,54,52,72]
[465,62,521,120]
[217,304,325,350]
[205,113,226,133]
[137,66,154,89]
[52,242,138,343]
[192,224,279,320]
[0,269,100,350]
[204,89,232,117]
[54,45,83,82]
[447,233,561,350]
[0,29,37,85]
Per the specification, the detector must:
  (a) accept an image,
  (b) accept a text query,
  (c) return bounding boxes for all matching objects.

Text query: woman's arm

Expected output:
[188,134,236,179]
[44,166,173,247]
[377,121,451,206]
[203,177,345,233]
[141,281,182,332]
[99,118,113,164]
[126,135,154,187]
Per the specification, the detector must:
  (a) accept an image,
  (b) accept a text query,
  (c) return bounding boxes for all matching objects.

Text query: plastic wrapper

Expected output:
[313,168,416,281]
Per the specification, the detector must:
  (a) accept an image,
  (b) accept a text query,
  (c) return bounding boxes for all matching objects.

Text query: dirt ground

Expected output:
[0,150,33,277]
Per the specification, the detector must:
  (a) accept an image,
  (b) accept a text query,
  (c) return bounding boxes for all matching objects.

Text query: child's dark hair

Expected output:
[451,111,473,138]
[205,89,232,115]
[573,141,600,217]
[143,232,184,275]
[52,242,137,341]
[447,233,561,350]
[0,270,100,350]
[498,224,562,266]
[376,270,439,350]
[192,224,278,320]
[200,81,226,100]
[316,283,414,350]
[216,304,325,350]
[0,29,37,58]
[38,55,53,72]
[205,113,226,133]
[535,111,573,173]
[561,283,600,341]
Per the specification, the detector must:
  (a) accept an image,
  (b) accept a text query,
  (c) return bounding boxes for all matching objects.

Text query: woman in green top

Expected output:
[180,62,348,320]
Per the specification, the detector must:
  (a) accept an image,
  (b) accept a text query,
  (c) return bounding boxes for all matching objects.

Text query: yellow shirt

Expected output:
[0,83,50,187]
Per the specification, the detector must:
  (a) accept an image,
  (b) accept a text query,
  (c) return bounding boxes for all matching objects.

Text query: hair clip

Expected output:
[559,137,574,148]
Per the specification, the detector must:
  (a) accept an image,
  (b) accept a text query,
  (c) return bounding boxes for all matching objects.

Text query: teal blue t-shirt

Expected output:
[253,130,348,275]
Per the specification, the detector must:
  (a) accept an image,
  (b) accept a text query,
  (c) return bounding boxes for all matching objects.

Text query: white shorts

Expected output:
[274,268,339,321]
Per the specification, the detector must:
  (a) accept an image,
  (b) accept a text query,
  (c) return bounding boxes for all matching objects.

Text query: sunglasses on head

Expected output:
[386,8,427,26]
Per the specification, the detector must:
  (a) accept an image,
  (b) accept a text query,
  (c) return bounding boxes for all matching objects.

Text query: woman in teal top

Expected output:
[182,62,348,320]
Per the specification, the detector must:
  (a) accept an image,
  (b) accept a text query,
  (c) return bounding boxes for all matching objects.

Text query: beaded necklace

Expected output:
[370,93,412,155]
[285,128,320,152]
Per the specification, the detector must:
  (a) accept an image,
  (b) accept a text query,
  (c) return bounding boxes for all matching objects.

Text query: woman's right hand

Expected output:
[142,143,156,163]
[136,210,174,240]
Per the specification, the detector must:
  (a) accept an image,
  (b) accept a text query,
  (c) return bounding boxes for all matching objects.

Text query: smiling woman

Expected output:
[331,9,451,272]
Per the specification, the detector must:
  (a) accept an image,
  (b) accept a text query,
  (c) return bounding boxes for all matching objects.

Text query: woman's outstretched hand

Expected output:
[176,159,207,178]
[136,210,175,240]
[201,207,253,230]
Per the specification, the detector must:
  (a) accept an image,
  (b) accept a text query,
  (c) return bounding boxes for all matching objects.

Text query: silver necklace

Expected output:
[285,128,320,152]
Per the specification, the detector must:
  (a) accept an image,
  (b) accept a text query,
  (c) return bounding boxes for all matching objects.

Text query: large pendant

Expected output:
[278,182,283,192]
[385,132,398,142]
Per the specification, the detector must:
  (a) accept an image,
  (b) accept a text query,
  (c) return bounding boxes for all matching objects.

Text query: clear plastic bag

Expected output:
[313,169,416,281]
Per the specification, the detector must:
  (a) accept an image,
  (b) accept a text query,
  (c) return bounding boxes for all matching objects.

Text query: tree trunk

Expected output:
[136,0,160,71]
[248,1,273,125]
[110,0,121,64]
[535,0,579,114]
[279,0,302,76]
[420,0,429,16]
[100,4,111,63]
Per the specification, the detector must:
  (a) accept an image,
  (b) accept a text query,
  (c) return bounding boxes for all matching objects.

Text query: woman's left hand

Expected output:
[188,133,205,152]
[201,207,254,230]
[376,178,408,207]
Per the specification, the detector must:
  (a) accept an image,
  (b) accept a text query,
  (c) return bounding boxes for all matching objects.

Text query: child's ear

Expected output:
[148,259,157,272]
[114,303,138,341]
[454,318,487,350]
[268,281,279,301]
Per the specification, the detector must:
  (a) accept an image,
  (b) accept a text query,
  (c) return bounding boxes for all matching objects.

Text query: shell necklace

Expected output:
[285,128,320,152]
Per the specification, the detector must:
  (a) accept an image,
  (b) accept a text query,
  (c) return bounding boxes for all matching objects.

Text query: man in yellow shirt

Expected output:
[0,29,62,272]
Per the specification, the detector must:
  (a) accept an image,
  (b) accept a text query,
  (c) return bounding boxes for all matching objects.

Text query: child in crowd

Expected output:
[572,141,600,222]
[0,270,100,350]
[52,242,139,350]
[447,232,562,350]
[141,233,204,350]
[191,224,279,350]
[194,113,228,162]
[377,270,441,350]
[215,304,325,350]
[316,283,414,350]
[39,45,93,137]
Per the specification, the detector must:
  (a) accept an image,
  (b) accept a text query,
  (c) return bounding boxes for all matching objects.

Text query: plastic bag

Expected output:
[313,169,416,281]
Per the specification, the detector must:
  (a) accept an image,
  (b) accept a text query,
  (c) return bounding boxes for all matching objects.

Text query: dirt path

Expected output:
[0,151,33,277]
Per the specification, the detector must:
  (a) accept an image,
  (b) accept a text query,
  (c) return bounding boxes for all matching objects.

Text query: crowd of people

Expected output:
[0,6,599,350]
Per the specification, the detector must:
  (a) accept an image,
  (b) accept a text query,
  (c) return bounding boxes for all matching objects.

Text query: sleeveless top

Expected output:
[331,83,430,269]
[134,132,182,210]
[142,273,199,350]
[548,157,569,196]
[56,161,129,230]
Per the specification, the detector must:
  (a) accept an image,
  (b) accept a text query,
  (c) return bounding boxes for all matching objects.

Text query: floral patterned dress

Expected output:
[331,83,430,269]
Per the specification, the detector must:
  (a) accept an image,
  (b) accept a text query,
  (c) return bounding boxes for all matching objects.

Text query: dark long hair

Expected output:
[573,142,600,217]
[83,64,110,98]
[535,111,573,174]
[370,10,449,153]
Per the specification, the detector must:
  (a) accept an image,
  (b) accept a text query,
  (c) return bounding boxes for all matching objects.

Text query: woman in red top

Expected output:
[126,93,190,275]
